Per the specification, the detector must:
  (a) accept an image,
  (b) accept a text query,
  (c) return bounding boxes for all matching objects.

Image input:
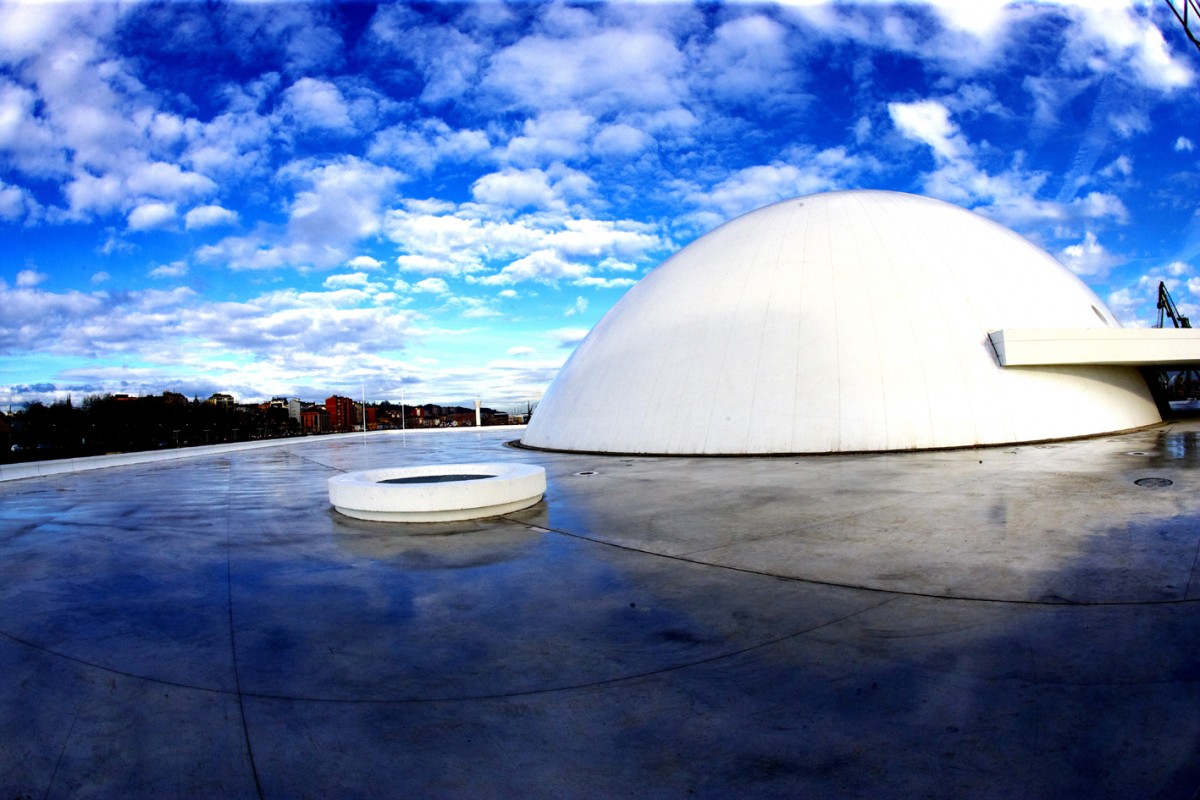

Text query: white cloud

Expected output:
[0,179,37,222]
[684,147,869,224]
[888,99,1131,232]
[471,165,595,212]
[90,271,110,285]
[1099,156,1132,178]
[484,25,687,116]
[543,219,663,260]
[1021,75,1091,128]
[785,1,1015,72]
[926,0,1012,41]
[571,276,637,289]
[0,4,114,66]
[592,123,653,157]
[478,249,590,286]
[172,286,419,362]
[181,78,278,179]
[449,295,500,318]
[1108,109,1150,139]
[564,295,588,316]
[126,161,216,200]
[281,77,354,132]
[1,22,238,230]
[385,198,666,286]
[127,201,177,231]
[369,8,491,104]
[16,269,46,287]
[503,109,594,166]
[62,171,124,219]
[1065,5,1192,93]
[211,4,343,77]
[931,158,1130,228]
[282,157,400,238]
[185,204,239,230]
[1058,231,1120,277]
[413,277,451,294]
[472,168,559,210]
[1176,136,1195,153]
[387,211,536,276]
[791,2,1190,90]
[346,255,384,270]
[0,78,62,176]
[149,261,188,279]
[548,326,589,348]
[199,157,404,270]
[323,272,371,290]
[368,120,490,172]
[888,99,969,160]
[852,116,872,144]
[394,254,461,274]
[698,14,799,102]
[507,345,534,356]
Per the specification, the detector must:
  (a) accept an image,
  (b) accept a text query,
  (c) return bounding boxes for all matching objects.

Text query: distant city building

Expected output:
[301,404,330,434]
[325,395,355,432]
[287,399,302,422]
[207,393,235,408]
[357,403,378,431]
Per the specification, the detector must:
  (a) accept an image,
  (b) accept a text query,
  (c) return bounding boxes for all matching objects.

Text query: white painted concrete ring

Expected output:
[329,462,546,523]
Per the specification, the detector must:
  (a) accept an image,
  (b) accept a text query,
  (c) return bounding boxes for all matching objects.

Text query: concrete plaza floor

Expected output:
[2,423,1199,798]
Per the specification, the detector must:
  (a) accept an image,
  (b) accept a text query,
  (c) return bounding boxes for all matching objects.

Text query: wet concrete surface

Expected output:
[1,424,1199,798]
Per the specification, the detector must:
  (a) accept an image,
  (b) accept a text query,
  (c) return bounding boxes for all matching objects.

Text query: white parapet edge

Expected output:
[0,425,529,483]
[328,462,547,523]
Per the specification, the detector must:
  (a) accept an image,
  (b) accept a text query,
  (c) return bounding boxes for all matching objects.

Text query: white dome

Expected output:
[522,190,1160,454]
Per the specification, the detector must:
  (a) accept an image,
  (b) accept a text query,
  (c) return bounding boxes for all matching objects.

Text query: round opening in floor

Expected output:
[329,462,546,523]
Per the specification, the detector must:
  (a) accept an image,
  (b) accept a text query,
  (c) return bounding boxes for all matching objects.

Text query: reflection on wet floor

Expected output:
[1,425,1200,798]
[1156,427,1200,461]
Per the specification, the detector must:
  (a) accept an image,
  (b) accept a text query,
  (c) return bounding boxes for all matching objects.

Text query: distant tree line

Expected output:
[0,394,519,464]
[2,394,294,464]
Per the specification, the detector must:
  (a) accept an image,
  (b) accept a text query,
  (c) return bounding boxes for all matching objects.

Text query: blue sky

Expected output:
[2,0,1198,409]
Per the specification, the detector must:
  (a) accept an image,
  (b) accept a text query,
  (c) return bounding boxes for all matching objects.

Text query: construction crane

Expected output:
[1167,0,1200,55]
[1154,281,1200,401]
[1157,280,1192,328]
[1149,5,1199,403]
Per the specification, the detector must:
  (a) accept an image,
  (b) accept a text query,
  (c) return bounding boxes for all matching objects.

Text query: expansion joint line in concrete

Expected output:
[44,701,81,799]
[281,448,348,474]
[1186,534,1200,600]
[0,587,895,707]
[224,471,265,800]
[506,517,1200,609]
[235,594,901,706]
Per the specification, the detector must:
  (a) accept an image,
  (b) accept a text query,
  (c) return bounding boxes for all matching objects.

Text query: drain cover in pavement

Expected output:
[1134,477,1173,488]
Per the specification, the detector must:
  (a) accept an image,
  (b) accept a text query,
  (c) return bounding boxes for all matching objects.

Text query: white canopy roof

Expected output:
[522,190,1161,454]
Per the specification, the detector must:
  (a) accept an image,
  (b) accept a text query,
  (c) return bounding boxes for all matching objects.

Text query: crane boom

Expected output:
[1167,0,1200,54]
[1157,281,1192,328]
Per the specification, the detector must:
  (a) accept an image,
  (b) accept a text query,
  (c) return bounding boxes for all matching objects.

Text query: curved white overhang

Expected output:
[989,328,1200,367]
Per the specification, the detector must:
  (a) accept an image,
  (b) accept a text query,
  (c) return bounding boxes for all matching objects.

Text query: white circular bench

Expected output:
[328,462,546,522]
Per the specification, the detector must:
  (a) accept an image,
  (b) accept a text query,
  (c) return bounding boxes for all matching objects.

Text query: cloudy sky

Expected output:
[2,1,1199,409]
